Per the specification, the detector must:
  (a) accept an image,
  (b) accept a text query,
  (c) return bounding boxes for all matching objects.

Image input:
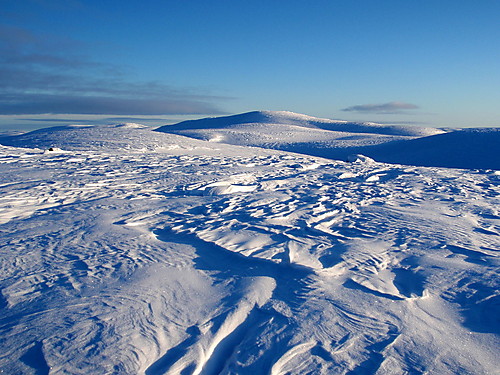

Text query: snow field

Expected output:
[0,124,498,374]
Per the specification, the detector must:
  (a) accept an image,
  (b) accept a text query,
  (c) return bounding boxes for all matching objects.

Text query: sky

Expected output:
[1,0,499,131]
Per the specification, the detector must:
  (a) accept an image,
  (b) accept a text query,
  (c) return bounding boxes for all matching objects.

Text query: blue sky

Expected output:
[1,0,499,131]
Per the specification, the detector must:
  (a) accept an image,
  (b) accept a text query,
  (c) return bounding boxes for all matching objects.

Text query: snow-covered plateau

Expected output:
[0,112,498,374]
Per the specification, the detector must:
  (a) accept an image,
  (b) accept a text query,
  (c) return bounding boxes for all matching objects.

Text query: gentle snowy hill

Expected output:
[157,111,499,170]
[0,123,248,154]
[155,111,445,153]
[157,110,443,137]
[0,123,499,374]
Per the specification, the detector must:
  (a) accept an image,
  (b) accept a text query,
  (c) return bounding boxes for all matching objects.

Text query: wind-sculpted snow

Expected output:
[0,125,499,374]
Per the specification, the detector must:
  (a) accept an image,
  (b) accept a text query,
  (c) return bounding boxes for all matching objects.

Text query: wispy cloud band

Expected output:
[0,93,221,115]
[0,25,225,116]
[341,101,419,114]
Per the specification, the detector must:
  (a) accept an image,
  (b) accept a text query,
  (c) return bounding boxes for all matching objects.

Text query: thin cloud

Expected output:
[375,120,429,125]
[14,116,174,125]
[16,118,84,122]
[104,117,172,122]
[341,101,419,114]
[0,25,226,116]
[0,93,222,115]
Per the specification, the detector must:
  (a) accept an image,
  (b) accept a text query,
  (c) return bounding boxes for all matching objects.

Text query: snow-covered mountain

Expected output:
[157,110,443,137]
[0,119,498,374]
[154,110,441,155]
[156,111,499,170]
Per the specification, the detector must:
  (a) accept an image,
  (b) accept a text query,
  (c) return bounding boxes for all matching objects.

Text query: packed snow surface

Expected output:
[0,120,499,374]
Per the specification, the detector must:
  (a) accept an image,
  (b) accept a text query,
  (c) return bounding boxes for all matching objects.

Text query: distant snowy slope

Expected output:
[363,128,500,170]
[158,122,412,152]
[156,111,500,170]
[0,123,262,156]
[277,127,500,170]
[0,124,193,152]
[157,110,444,137]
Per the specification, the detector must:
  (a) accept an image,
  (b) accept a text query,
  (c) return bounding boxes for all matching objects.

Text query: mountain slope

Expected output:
[157,110,443,137]
[156,111,499,170]
[363,127,500,170]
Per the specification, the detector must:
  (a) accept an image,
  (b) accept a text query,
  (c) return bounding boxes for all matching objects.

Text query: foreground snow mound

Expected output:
[0,125,499,374]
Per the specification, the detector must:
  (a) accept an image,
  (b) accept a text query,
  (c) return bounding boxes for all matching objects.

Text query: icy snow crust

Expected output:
[0,122,499,374]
